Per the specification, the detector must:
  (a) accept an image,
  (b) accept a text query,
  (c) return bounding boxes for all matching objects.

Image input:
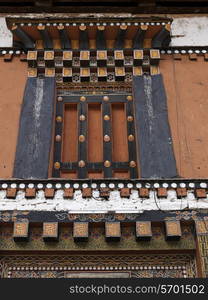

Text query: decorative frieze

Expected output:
[157,188,168,198]
[26,49,161,81]
[150,49,160,64]
[195,220,208,235]
[82,188,92,198]
[73,222,89,242]
[63,188,74,199]
[176,188,187,197]
[43,222,58,242]
[120,188,131,198]
[136,221,152,241]
[97,50,107,67]
[105,222,121,241]
[25,188,36,199]
[133,50,143,66]
[1,253,195,278]
[13,222,29,242]
[165,221,182,240]
[195,189,207,199]
[195,220,208,277]
[0,180,207,213]
[44,188,55,198]
[6,188,17,199]
[63,51,73,67]
[139,188,149,198]
[0,179,208,191]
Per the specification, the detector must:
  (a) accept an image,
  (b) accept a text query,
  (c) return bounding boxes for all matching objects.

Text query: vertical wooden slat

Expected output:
[78,99,87,178]
[126,100,138,178]
[88,104,103,162]
[112,103,128,162]
[102,99,113,178]
[52,96,64,178]
[63,104,78,162]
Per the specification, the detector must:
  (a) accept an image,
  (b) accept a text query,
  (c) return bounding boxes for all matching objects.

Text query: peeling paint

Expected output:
[171,17,208,46]
[0,17,12,47]
[0,189,207,212]
[144,75,153,134]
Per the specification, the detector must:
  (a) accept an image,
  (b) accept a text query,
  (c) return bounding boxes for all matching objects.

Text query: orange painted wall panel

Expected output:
[160,55,208,178]
[0,58,27,178]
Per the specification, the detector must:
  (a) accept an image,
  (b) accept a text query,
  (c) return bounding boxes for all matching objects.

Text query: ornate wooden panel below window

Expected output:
[0,254,196,278]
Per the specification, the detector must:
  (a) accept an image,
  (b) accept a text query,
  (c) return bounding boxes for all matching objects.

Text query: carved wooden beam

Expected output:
[73,222,89,242]
[58,25,71,49]
[133,25,147,49]
[96,26,106,50]
[38,25,53,49]
[152,25,171,48]
[165,221,182,241]
[79,25,89,50]
[13,222,29,242]
[43,222,59,242]
[105,222,121,241]
[115,25,127,49]
[11,25,34,50]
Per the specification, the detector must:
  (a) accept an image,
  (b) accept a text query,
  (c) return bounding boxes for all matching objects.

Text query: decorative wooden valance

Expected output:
[7,19,171,51]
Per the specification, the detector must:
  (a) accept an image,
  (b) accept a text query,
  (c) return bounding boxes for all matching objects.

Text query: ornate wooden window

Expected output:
[53,91,138,179]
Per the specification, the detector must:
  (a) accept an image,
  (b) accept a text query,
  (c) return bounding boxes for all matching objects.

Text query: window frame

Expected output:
[52,92,138,179]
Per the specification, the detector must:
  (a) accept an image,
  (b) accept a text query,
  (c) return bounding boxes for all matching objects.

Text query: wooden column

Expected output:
[102,96,113,178]
[78,96,87,178]
[53,96,64,178]
[126,95,138,178]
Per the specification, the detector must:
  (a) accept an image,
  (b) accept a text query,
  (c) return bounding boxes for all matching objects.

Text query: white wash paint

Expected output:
[0,18,12,47]
[171,17,208,47]
[0,189,207,212]
[32,78,44,161]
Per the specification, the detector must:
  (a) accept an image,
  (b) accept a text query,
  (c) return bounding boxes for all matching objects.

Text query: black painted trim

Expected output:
[0,210,204,223]
[152,27,171,48]
[52,97,64,178]
[79,29,89,50]
[133,74,178,178]
[12,27,34,49]
[126,101,138,178]
[58,28,71,49]
[78,101,87,178]
[13,77,56,179]
[38,28,53,49]
[102,101,113,178]
[115,27,127,49]
[133,28,146,49]
[96,28,106,50]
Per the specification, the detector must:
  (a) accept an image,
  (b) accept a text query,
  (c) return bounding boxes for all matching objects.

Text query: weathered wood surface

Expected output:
[133,74,178,178]
[13,77,56,179]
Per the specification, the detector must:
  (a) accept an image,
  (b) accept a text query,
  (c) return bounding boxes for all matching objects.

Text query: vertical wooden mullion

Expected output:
[126,99,138,178]
[102,100,113,178]
[78,100,87,178]
[52,98,64,178]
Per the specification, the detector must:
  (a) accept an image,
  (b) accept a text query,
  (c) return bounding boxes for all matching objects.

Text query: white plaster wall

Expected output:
[0,17,12,47]
[0,189,207,213]
[171,17,208,47]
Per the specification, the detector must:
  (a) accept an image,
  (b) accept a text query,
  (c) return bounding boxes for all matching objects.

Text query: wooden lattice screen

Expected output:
[52,93,138,179]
